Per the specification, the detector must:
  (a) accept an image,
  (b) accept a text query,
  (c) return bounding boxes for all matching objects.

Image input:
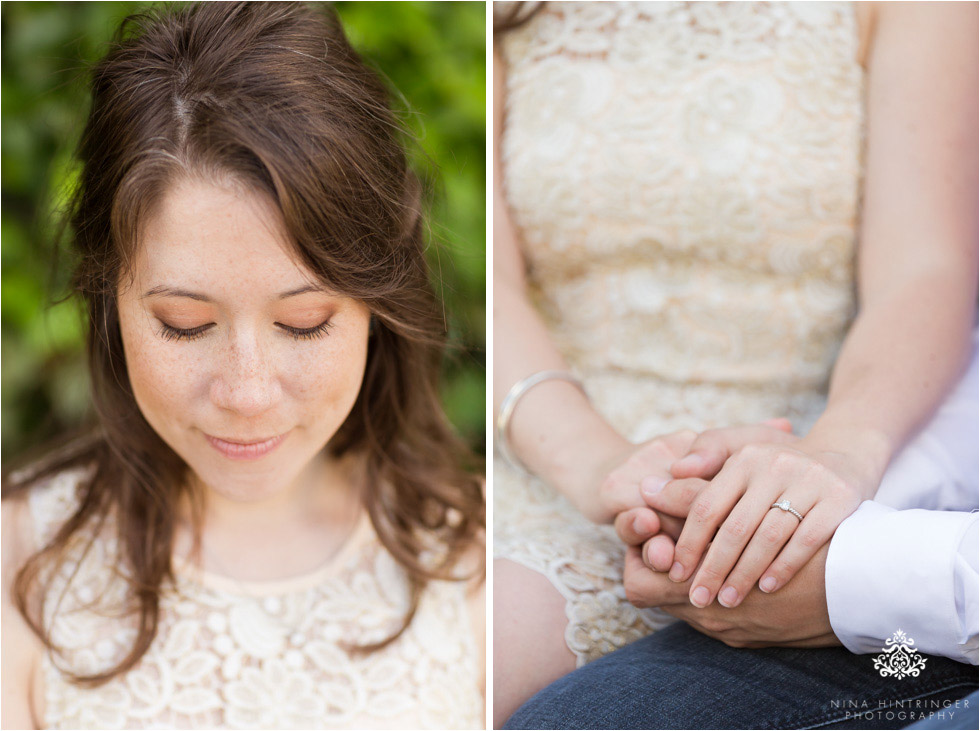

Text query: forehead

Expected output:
[130,177,319,294]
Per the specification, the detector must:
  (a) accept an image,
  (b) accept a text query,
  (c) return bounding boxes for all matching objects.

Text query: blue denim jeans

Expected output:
[504,623,979,729]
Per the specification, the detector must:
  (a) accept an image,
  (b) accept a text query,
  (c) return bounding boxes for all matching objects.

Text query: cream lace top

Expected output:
[29,470,483,729]
[495,1,864,664]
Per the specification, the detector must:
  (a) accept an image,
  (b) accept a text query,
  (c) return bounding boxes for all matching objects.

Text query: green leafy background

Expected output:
[1,1,486,461]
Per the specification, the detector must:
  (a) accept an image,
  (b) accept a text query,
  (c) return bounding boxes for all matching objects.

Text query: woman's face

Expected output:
[117,177,371,503]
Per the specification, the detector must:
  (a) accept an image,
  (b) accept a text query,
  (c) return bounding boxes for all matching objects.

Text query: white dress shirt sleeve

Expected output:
[824,338,979,664]
[826,502,978,664]
[825,337,978,664]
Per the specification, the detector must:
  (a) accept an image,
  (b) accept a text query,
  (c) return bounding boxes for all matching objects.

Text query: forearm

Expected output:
[492,44,628,504]
[806,269,975,495]
[807,1,980,497]
[493,252,628,504]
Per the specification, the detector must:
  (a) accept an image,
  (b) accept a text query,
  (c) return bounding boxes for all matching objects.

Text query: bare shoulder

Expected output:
[2,493,44,730]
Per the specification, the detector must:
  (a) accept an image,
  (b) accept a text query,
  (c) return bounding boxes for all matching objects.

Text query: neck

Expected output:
[175,451,366,582]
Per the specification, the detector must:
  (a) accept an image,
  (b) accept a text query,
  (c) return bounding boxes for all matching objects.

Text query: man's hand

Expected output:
[618,527,841,649]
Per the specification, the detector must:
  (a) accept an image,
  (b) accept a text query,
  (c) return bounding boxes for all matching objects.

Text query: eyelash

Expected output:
[160,323,212,342]
[158,320,333,342]
[278,320,334,341]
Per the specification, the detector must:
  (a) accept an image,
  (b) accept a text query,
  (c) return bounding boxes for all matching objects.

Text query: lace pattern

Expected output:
[496,1,864,665]
[29,471,483,730]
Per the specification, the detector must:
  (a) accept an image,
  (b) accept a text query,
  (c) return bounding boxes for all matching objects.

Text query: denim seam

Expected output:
[775,680,979,730]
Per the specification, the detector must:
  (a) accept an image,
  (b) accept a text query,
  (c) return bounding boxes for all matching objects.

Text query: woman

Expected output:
[2,3,485,728]
[493,1,977,725]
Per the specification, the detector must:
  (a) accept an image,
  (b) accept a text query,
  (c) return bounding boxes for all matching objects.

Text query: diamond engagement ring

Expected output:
[770,499,804,522]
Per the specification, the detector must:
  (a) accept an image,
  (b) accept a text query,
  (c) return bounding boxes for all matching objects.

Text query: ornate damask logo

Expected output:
[873,630,927,679]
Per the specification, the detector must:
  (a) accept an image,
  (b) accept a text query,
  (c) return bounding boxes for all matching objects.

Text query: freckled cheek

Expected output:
[279,336,369,410]
[121,327,213,426]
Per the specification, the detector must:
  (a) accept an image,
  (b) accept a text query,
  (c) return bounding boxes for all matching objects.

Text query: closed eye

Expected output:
[275,318,333,341]
[159,322,214,342]
[157,319,333,342]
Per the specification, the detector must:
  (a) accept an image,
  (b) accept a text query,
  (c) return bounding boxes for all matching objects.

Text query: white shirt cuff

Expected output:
[826,501,978,664]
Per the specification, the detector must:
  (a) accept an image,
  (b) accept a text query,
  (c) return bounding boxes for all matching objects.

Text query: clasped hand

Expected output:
[606,420,866,639]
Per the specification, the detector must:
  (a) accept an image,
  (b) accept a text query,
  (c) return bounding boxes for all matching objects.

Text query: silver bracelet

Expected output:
[496,370,586,478]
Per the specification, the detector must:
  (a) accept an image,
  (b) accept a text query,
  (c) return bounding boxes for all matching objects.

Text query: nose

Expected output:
[209,333,282,417]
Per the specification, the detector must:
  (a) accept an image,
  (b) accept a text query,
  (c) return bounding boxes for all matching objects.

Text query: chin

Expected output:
[191,462,304,504]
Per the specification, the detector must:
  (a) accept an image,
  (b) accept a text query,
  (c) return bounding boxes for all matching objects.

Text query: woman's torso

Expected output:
[29,470,483,730]
[500,0,866,439]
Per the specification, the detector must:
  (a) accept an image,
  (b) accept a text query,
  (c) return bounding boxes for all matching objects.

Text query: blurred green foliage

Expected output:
[1,1,486,461]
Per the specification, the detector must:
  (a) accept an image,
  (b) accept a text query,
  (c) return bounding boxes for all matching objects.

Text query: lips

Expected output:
[205,432,288,461]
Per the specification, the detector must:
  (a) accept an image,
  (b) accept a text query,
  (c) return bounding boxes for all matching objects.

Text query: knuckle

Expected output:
[691,431,716,450]
[735,442,766,462]
[600,473,625,496]
[724,572,751,594]
[825,478,856,504]
[697,564,725,584]
[636,439,671,463]
[797,528,825,549]
[758,521,786,546]
[800,460,829,484]
[673,477,703,497]
[673,541,696,563]
[651,438,672,456]
[690,496,715,524]
[625,451,648,470]
[661,478,705,505]
[597,480,616,505]
[701,616,729,634]
[623,578,650,608]
[721,515,751,542]
[676,428,698,443]
[770,451,797,474]
[679,481,703,505]
[768,559,791,581]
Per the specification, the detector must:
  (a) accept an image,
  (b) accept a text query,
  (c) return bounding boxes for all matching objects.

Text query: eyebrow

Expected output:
[141,284,327,301]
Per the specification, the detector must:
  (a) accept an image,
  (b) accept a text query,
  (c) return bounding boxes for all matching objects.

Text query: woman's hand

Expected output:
[573,429,698,523]
[621,420,796,570]
[587,420,793,524]
[646,440,872,609]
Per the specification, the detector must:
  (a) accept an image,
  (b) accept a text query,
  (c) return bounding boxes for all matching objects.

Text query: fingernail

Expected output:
[760,576,777,593]
[640,476,668,497]
[690,586,710,607]
[669,562,685,582]
[718,586,738,607]
[643,543,657,567]
[632,516,648,535]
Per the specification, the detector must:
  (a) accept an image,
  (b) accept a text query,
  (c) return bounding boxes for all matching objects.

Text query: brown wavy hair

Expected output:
[493,1,544,33]
[3,1,484,686]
